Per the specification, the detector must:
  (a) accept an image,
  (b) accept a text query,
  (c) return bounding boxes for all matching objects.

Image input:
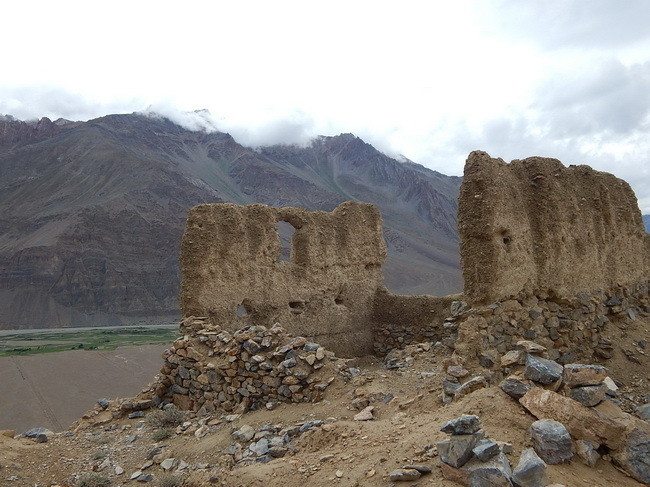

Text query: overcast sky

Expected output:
[2,0,649,211]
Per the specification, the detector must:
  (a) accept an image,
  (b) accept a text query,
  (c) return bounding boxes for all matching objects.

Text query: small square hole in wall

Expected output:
[277,220,296,262]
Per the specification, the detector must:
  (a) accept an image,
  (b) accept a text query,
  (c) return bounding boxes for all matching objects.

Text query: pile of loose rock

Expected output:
[438,414,532,486]
[225,419,328,465]
[498,341,618,405]
[153,318,335,413]
[490,341,650,484]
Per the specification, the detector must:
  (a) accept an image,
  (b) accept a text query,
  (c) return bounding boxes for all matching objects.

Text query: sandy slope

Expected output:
[0,345,166,432]
[0,348,644,486]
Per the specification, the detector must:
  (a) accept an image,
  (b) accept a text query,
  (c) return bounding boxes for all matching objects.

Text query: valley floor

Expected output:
[0,344,167,432]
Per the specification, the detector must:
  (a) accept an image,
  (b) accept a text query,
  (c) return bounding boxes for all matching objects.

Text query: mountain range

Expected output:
[0,113,462,329]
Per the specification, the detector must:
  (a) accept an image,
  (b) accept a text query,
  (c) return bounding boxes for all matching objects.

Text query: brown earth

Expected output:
[0,345,167,432]
[0,346,644,487]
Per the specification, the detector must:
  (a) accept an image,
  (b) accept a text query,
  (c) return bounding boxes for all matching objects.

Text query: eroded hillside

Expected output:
[0,114,461,329]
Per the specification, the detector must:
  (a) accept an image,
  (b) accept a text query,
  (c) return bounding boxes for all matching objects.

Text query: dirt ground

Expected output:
[0,345,167,432]
[0,347,645,487]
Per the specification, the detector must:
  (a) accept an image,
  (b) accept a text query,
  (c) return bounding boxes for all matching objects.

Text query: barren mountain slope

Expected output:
[0,114,461,329]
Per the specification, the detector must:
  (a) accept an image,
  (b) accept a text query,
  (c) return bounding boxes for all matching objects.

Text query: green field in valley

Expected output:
[0,326,178,357]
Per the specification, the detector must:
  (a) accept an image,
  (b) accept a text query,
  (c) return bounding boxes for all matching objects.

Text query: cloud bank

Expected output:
[1,1,649,211]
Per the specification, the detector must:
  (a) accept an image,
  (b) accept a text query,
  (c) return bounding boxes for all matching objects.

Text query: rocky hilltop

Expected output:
[0,113,461,329]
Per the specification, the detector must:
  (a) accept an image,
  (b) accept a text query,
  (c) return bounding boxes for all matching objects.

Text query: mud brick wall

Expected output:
[459,151,649,303]
[180,201,387,357]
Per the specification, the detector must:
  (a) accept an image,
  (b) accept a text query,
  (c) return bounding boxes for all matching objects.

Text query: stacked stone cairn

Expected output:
[437,415,514,486]
[154,317,335,413]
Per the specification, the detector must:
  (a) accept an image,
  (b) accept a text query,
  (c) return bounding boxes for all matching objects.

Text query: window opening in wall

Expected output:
[277,220,296,262]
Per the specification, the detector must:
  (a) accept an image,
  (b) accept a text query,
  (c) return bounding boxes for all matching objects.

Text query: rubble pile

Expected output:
[489,340,649,484]
[449,283,648,363]
[153,317,336,413]
[224,419,329,466]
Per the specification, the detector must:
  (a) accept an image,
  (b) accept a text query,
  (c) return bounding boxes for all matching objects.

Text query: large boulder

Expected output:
[569,384,606,407]
[511,448,547,487]
[563,364,607,387]
[529,420,573,464]
[440,452,512,486]
[519,388,626,447]
[614,428,650,484]
[438,433,482,468]
[519,388,650,484]
[524,355,563,385]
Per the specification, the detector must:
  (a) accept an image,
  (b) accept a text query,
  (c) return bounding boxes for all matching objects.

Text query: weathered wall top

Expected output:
[459,151,649,303]
[180,201,387,356]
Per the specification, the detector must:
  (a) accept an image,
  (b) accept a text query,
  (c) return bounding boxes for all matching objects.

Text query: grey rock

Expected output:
[441,415,481,435]
[250,438,269,456]
[443,378,461,396]
[160,458,178,470]
[177,366,190,380]
[97,398,110,409]
[575,440,599,467]
[299,420,323,432]
[569,384,606,407]
[530,420,573,464]
[467,452,512,486]
[438,433,481,468]
[389,468,422,481]
[33,433,48,443]
[136,473,153,482]
[511,448,547,487]
[500,377,532,400]
[242,339,261,354]
[473,439,499,461]
[280,357,296,368]
[637,403,650,421]
[23,427,53,439]
[563,363,607,387]
[524,355,563,385]
[617,428,650,484]
[303,342,319,352]
[451,300,469,316]
[232,425,255,442]
[128,411,145,419]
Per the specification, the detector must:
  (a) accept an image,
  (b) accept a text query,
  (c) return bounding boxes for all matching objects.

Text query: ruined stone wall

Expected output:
[459,151,649,304]
[180,201,387,357]
[371,290,459,353]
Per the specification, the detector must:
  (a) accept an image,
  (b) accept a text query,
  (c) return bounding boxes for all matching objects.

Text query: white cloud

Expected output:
[1,0,649,212]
